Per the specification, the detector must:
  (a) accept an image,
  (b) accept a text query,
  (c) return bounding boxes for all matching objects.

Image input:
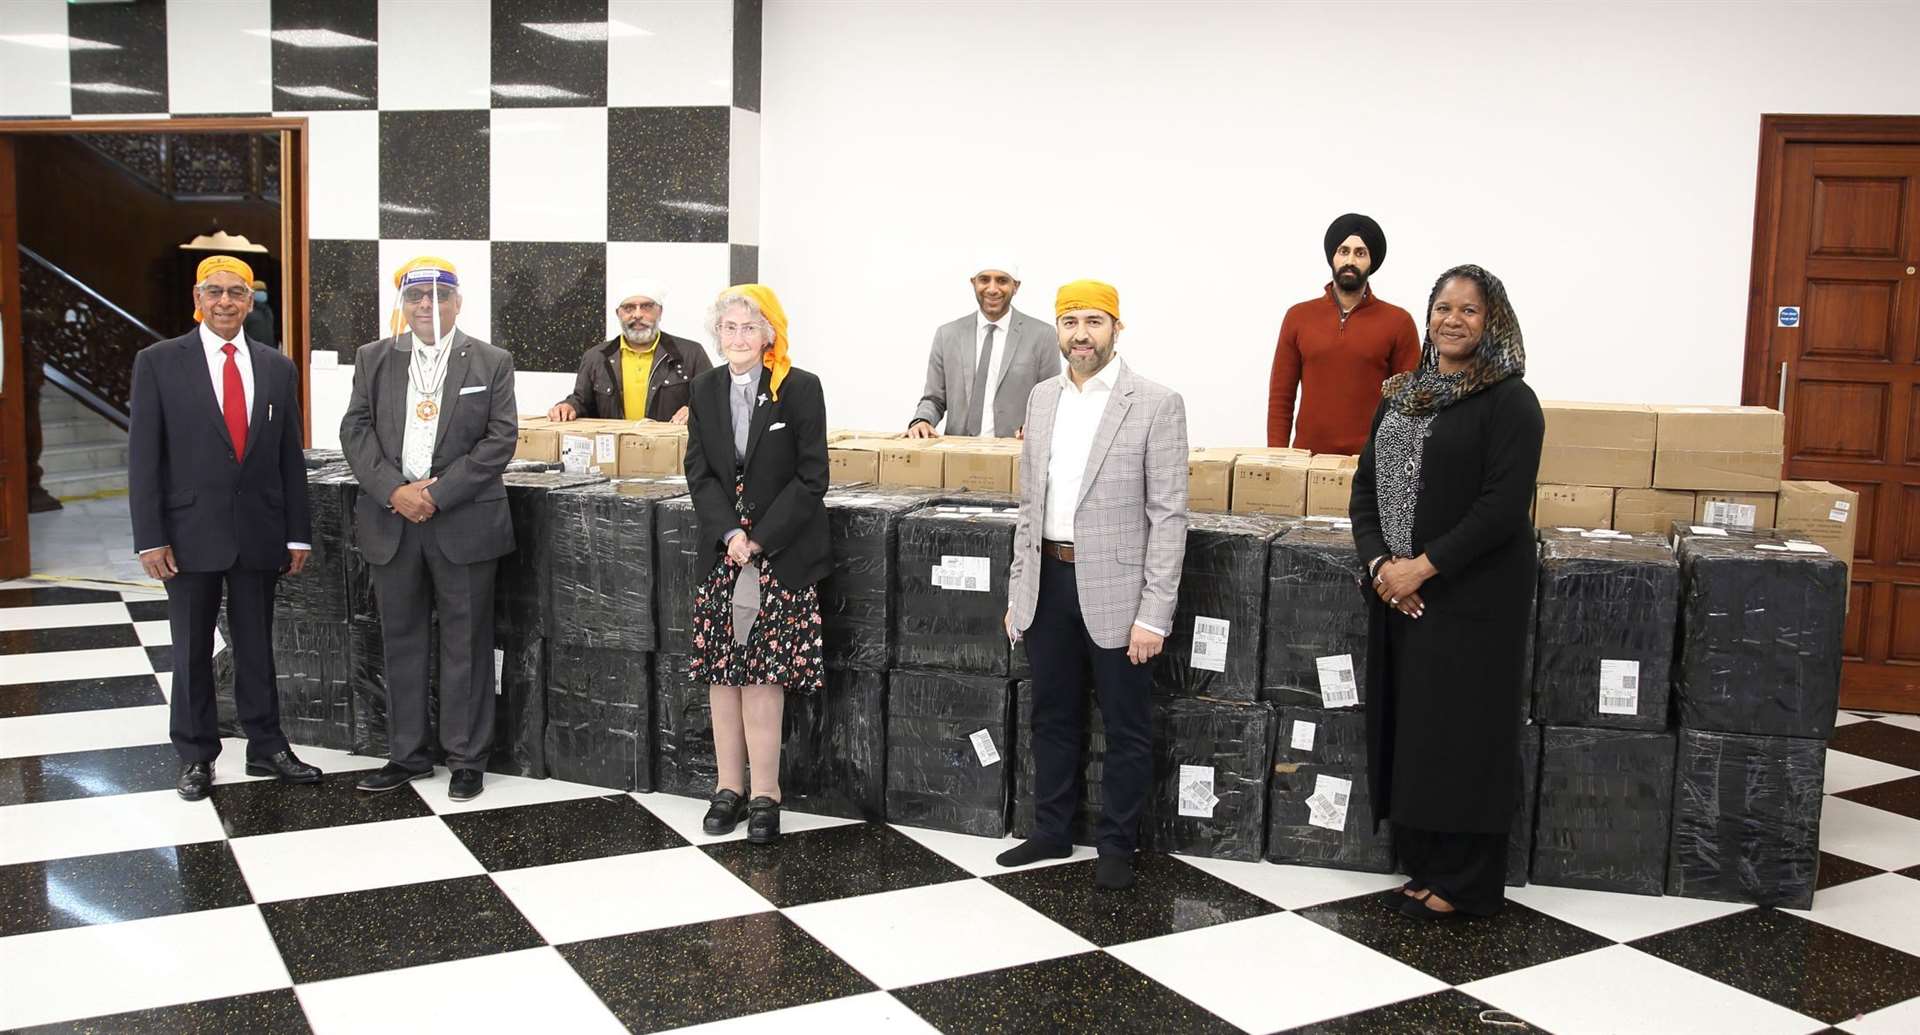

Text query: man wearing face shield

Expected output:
[340,257,518,803]
[547,283,711,423]
[908,260,1060,438]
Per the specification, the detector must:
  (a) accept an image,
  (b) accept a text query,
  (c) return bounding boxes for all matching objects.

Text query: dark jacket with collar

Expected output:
[559,331,712,421]
[683,363,831,589]
[127,329,312,572]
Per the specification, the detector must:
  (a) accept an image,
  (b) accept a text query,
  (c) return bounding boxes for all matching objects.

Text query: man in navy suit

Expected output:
[128,254,321,801]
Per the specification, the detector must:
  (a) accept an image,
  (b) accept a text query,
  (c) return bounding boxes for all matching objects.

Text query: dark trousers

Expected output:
[1025,555,1154,856]
[369,517,497,772]
[166,568,287,763]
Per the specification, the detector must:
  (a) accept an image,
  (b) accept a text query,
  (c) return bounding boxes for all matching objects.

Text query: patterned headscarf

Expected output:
[1382,264,1524,416]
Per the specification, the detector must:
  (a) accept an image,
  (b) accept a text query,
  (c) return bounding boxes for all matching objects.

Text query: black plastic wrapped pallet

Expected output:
[1507,724,1541,887]
[1011,683,1105,847]
[210,609,239,737]
[302,447,346,469]
[653,497,703,658]
[1155,513,1292,701]
[1263,520,1369,709]
[782,668,888,820]
[1265,705,1393,872]
[1669,523,1847,739]
[1147,697,1273,862]
[348,618,441,759]
[272,619,355,751]
[820,486,945,671]
[651,652,717,796]
[543,644,652,791]
[494,471,607,642]
[1667,728,1824,910]
[547,478,686,651]
[276,466,357,624]
[894,504,1020,676]
[885,668,1014,836]
[1532,530,1678,730]
[1531,726,1675,896]
[488,635,548,778]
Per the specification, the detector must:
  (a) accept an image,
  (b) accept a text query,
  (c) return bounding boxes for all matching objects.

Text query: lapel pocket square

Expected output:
[458,385,486,396]
[769,422,788,431]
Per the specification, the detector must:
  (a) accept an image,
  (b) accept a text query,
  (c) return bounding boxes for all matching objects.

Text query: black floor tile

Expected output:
[0,743,181,806]
[1829,722,1920,771]
[984,852,1279,948]
[146,645,172,672]
[1899,864,1920,882]
[210,769,433,838]
[1837,774,1920,821]
[0,841,252,937]
[0,624,139,653]
[10,988,312,1034]
[558,912,872,1033]
[700,822,972,908]
[1817,851,1887,890]
[1630,905,1920,1024]
[441,793,685,872]
[0,673,165,719]
[1295,893,1612,986]
[259,874,544,984]
[892,950,1240,1035]
[124,599,171,622]
[0,586,122,608]
[1275,988,1525,1034]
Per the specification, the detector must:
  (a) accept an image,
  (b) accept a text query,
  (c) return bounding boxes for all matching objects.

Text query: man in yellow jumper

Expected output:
[547,282,712,423]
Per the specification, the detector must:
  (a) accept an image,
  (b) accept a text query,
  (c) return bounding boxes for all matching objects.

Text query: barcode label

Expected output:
[1317,654,1360,709]
[1702,501,1758,529]
[1177,764,1219,818]
[1290,720,1316,753]
[1829,500,1851,522]
[932,555,992,592]
[1190,617,1230,673]
[1306,774,1353,831]
[1598,658,1639,715]
[969,728,1001,767]
[595,433,617,464]
[561,434,595,473]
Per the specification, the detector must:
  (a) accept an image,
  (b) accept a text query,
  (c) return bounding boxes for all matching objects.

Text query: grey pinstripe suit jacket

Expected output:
[1008,361,1190,649]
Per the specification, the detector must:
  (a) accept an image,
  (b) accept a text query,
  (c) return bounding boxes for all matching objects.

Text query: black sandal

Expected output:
[1398,893,1469,921]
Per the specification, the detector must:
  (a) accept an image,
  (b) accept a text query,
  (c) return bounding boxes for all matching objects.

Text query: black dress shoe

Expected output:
[703,789,748,835]
[356,763,430,794]
[995,839,1073,868]
[746,796,781,845]
[245,750,322,784]
[448,769,484,801]
[177,762,213,801]
[1094,853,1136,890]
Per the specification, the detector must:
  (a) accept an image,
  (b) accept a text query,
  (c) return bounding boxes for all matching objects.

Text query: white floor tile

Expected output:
[414,770,618,814]
[887,823,1097,877]
[1820,797,1920,870]
[1875,713,1920,733]
[492,845,772,944]
[207,739,384,784]
[632,790,862,845]
[784,878,1092,990]
[154,670,171,701]
[0,645,152,686]
[1108,911,1446,1033]
[1824,749,1919,794]
[295,947,625,1035]
[1175,854,1404,910]
[1834,711,1874,727]
[0,789,228,865]
[1505,882,1755,942]
[1461,944,1826,1035]
[0,704,169,758]
[671,991,942,1034]
[1789,873,1920,957]
[134,620,172,647]
[230,816,485,903]
[1840,993,1920,1035]
[0,601,130,630]
[0,906,290,1029]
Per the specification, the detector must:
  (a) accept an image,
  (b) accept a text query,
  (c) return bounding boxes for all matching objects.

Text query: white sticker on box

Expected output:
[1290,720,1317,752]
[1754,543,1788,552]
[969,728,1001,767]
[1190,616,1230,673]
[595,433,617,464]
[1702,501,1758,529]
[1829,500,1851,523]
[1306,774,1353,831]
[1177,764,1220,818]
[561,434,595,473]
[1599,658,1640,715]
[1556,527,1585,533]
[1784,541,1829,554]
[1688,525,1729,536]
[493,648,505,695]
[1316,654,1360,709]
[932,555,992,592]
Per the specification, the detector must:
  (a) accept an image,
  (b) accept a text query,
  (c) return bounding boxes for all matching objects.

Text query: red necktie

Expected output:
[221,342,248,461]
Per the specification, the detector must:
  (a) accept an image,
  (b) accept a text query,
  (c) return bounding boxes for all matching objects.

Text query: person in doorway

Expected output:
[547,282,711,423]
[1349,264,1543,918]
[908,261,1059,438]
[243,279,277,349]
[683,284,830,845]
[999,279,1188,890]
[1267,213,1421,453]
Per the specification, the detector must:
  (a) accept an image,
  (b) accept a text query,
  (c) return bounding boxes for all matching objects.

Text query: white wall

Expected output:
[760,0,1920,446]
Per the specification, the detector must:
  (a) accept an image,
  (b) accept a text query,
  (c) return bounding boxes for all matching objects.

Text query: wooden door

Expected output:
[1748,117,1920,713]
[0,136,29,579]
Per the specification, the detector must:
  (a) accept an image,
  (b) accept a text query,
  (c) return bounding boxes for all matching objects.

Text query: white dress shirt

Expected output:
[401,330,450,482]
[973,310,1010,435]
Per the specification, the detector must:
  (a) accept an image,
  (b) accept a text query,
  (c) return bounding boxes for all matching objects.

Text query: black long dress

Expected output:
[1349,375,1544,913]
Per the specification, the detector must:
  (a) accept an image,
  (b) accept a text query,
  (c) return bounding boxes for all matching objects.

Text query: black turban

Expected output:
[1324,213,1386,273]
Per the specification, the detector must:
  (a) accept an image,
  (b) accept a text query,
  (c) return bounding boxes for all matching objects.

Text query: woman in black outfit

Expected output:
[683,284,831,845]
[1348,264,1544,917]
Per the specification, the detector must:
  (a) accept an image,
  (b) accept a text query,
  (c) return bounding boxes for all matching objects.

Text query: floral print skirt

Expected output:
[686,477,825,694]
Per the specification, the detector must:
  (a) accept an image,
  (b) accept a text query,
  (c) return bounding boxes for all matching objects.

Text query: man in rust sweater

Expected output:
[1267,213,1421,454]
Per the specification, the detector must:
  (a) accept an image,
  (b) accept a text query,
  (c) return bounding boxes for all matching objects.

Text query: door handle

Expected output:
[1778,361,1788,412]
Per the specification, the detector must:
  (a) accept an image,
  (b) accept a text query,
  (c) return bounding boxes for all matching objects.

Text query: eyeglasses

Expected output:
[401,286,455,304]
[718,322,765,338]
[197,285,251,302]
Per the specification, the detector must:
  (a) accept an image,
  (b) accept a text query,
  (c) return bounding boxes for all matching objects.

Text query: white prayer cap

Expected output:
[969,258,1021,281]
[618,280,669,308]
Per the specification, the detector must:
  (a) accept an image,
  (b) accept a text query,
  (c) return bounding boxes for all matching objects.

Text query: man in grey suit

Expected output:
[908,262,1059,438]
[341,257,518,802]
[999,279,1188,890]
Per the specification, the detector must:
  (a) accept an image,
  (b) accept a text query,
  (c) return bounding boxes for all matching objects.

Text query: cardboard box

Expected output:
[1652,405,1785,492]
[1534,484,1616,529]
[516,426,561,462]
[1232,453,1311,516]
[1539,402,1656,488]
[1613,488,1696,535]
[1188,448,1243,512]
[1693,490,1777,530]
[1774,481,1860,578]
[1305,454,1359,518]
[828,438,886,484]
[937,440,1022,493]
[828,429,901,444]
[616,425,686,477]
[878,439,944,488]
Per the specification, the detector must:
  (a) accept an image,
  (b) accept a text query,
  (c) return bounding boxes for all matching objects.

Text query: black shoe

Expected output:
[1398,893,1471,921]
[245,750,322,784]
[448,769,484,802]
[356,763,430,794]
[1094,853,1136,890]
[746,796,781,844]
[995,839,1073,868]
[703,789,748,835]
[177,762,213,801]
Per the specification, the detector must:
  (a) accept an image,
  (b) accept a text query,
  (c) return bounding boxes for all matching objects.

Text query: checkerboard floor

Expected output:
[4,577,1920,1034]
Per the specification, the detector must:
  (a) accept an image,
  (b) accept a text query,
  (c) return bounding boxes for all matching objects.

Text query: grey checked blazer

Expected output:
[911,307,1060,437]
[1008,360,1189,649]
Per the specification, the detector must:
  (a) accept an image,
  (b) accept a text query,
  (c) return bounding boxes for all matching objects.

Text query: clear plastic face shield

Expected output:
[394,267,458,346]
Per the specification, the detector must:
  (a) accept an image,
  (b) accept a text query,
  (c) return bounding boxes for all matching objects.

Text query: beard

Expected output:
[1334,266,1367,291]
[622,323,657,345]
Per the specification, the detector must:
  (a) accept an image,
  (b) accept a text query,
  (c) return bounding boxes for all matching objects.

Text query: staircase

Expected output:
[38,381,128,501]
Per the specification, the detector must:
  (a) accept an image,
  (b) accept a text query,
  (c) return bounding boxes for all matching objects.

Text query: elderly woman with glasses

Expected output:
[682,285,831,844]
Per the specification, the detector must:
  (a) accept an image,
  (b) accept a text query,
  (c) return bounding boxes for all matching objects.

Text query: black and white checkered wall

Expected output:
[0,0,762,375]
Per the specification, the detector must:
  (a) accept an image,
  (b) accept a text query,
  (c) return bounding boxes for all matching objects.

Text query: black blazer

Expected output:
[127,329,312,573]
[560,332,712,421]
[683,363,831,589]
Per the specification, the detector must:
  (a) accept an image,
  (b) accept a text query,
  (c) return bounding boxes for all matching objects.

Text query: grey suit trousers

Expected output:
[371,515,498,771]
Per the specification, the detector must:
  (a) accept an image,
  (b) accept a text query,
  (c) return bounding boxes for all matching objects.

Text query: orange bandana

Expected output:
[1055,279,1120,320]
[192,255,256,322]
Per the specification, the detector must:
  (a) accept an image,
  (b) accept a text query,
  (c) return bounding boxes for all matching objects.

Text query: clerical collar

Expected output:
[729,364,761,387]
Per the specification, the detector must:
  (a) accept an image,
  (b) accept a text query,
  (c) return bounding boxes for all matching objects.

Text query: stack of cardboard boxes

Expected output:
[514,416,688,478]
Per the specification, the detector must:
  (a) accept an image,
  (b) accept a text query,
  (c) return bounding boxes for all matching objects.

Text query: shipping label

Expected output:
[1305,774,1353,831]
[1177,764,1220,818]
[1598,658,1639,715]
[1190,616,1230,673]
[931,555,992,592]
[969,728,1001,767]
[1316,654,1360,709]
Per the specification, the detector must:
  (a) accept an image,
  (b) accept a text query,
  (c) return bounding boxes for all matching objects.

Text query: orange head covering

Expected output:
[389,256,460,336]
[1055,279,1120,321]
[724,283,792,401]
[192,255,256,322]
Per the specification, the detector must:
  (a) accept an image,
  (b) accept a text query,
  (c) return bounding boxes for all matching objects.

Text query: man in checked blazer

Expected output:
[1000,279,1189,890]
[907,262,1060,438]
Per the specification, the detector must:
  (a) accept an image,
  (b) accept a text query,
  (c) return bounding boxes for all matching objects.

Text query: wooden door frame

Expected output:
[0,136,26,578]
